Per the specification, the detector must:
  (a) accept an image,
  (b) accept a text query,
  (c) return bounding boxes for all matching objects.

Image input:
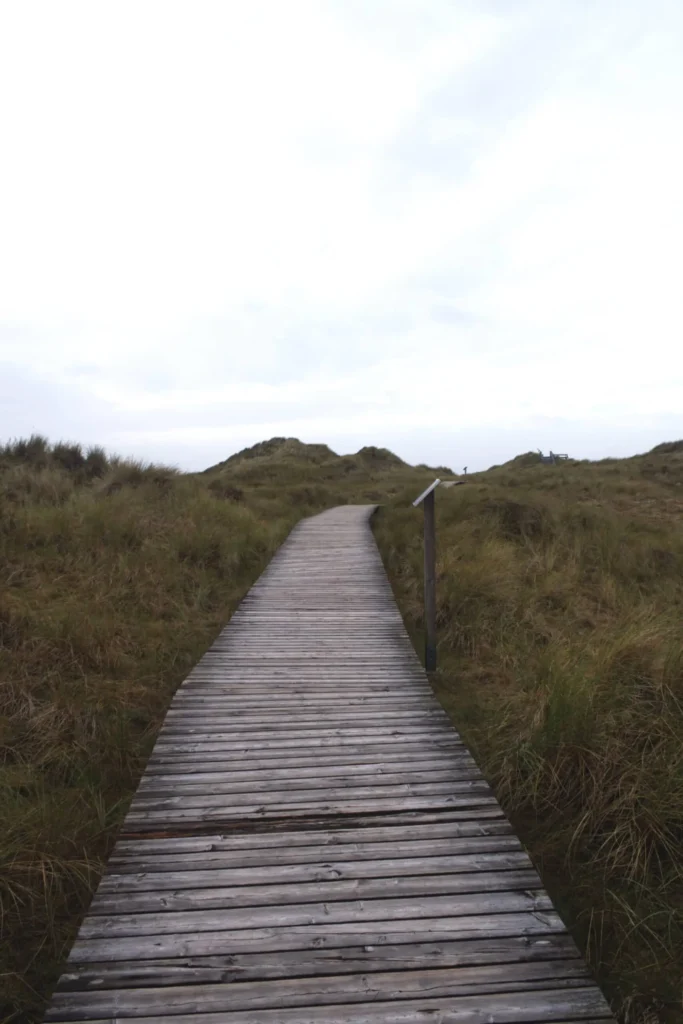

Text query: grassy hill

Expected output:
[376,444,683,1023]
[0,435,442,1022]
[204,436,340,470]
[203,436,450,488]
[1,434,682,1021]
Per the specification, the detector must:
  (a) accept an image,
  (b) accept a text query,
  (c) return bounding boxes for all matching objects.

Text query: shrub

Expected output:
[83,445,109,479]
[51,441,86,471]
[208,479,244,502]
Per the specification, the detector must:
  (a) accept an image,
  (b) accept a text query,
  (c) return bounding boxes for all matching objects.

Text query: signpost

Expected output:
[412,479,440,672]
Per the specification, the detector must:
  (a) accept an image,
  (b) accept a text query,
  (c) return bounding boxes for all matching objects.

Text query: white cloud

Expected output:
[0,0,682,470]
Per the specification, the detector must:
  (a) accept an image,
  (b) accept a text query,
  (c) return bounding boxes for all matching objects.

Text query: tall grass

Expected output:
[374,466,683,1023]
[6,434,682,1021]
[0,437,438,1021]
[0,453,300,1020]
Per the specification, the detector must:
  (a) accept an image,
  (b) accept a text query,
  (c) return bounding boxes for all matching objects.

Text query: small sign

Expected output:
[412,479,441,507]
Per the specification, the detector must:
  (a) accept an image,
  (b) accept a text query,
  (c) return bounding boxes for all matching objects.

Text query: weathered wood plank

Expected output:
[139,765,474,785]
[134,773,482,799]
[179,685,432,693]
[167,699,435,710]
[136,765,479,792]
[90,869,541,914]
[160,711,450,728]
[145,741,467,767]
[105,839,525,876]
[45,989,613,1024]
[116,810,509,839]
[54,934,581,990]
[128,780,490,812]
[151,730,464,748]
[109,817,514,858]
[98,851,534,892]
[138,772,481,794]
[122,795,500,826]
[79,890,554,939]
[153,727,455,748]
[47,961,592,1017]
[147,739,467,759]
[67,910,568,963]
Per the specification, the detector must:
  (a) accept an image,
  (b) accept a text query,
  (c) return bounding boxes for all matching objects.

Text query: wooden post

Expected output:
[423,488,436,672]
[412,479,440,673]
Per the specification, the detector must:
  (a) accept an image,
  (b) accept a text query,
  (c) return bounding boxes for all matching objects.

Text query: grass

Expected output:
[0,435,441,1022]
[373,449,683,1023]
[0,445,299,1019]
[3,434,683,1022]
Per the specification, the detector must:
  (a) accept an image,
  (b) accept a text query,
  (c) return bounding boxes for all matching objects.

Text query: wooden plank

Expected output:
[117,810,509,839]
[153,727,454,745]
[148,737,471,761]
[55,934,581,990]
[122,796,500,826]
[109,818,514,858]
[184,656,418,662]
[47,961,592,1018]
[156,720,451,736]
[128,780,490,811]
[196,639,417,646]
[136,764,479,790]
[91,869,541,914]
[178,690,432,697]
[133,783,486,807]
[166,708,442,717]
[178,684,432,692]
[99,852,534,891]
[153,725,459,742]
[176,686,431,692]
[67,911,568,963]
[184,665,421,670]
[145,742,467,766]
[78,891,553,939]
[167,707,439,717]
[143,751,468,770]
[167,698,435,708]
[157,723,452,737]
[160,711,449,727]
[183,656,422,662]
[181,665,423,671]
[135,770,482,795]
[140,751,475,775]
[48,988,612,1023]
[105,838,525,875]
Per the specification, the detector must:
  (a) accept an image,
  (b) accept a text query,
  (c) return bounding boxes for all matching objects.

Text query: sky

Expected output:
[1,0,682,472]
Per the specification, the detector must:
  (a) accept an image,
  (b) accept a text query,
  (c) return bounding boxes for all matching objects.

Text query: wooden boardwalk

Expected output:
[46,506,613,1023]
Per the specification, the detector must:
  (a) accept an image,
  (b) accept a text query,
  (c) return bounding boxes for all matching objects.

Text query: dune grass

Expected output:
[373,453,683,1023]
[0,439,315,1020]
[0,436,438,1022]
[3,434,683,1022]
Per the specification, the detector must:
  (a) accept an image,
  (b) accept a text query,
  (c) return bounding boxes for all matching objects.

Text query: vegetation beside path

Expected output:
[2,433,682,1021]
[0,435,439,1022]
[374,445,683,1024]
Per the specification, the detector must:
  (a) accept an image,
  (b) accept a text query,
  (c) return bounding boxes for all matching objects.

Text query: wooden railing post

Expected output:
[423,488,436,671]
[413,479,440,672]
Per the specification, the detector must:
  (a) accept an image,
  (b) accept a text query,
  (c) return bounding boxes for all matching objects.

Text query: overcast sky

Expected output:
[1,0,682,472]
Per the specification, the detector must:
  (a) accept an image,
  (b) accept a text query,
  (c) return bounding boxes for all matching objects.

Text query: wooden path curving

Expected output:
[46,506,613,1023]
